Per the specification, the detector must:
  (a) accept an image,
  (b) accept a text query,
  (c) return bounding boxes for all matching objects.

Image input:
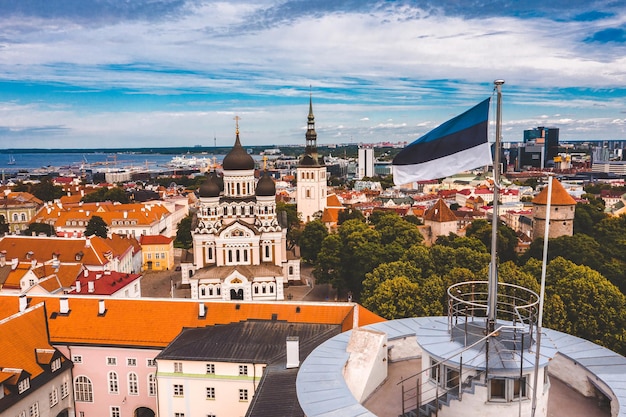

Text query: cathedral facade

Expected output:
[183,123,300,301]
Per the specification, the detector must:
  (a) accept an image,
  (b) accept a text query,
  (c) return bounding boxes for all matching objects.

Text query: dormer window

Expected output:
[18,377,30,393]
[75,251,84,261]
[51,358,61,372]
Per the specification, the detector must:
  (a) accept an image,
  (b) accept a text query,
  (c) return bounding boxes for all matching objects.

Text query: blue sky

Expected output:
[0,0,625,149]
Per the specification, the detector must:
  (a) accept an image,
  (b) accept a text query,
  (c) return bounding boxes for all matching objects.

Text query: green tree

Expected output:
[338,208,365,225]
[82,186,129,203]
[313,234,344,290]
[23,222,55,237]
[277,202,301,250]
[465,219,518,262]
[299,220,328,263]
[520,234,605,275]
[362,275,444,319]
[22,179,64,202]
[174,215,193,249]
[85,215,109,238]
[544,257,626,355]
[0,215,9,235]
[361,261,422,301]
[574,199,606,235]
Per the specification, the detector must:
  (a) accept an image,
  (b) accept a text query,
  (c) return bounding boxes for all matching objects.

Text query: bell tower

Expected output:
[296,92,328,223]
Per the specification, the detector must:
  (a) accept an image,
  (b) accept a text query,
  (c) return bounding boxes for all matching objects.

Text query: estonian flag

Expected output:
[392,98,492,185]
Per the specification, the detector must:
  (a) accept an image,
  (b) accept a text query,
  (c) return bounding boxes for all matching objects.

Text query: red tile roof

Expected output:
[140,235,173,245]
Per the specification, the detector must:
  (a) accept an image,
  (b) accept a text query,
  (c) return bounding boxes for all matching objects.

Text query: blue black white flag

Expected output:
[393,98,492,185]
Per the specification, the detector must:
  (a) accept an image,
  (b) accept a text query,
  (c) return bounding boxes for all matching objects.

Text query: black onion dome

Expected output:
[198,172,221,197]
[255,172,276,196]
[223,134,255,171]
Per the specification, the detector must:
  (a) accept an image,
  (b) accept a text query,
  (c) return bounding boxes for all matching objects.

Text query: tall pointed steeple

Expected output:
[305,91,321,165]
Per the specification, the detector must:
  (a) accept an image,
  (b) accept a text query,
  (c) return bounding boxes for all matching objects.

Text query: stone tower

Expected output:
[531,178,576,240]
[296,94,328,223]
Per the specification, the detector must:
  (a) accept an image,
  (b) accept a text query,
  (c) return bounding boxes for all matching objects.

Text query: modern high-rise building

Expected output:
[356,146,374,179]
[519,126,560,169]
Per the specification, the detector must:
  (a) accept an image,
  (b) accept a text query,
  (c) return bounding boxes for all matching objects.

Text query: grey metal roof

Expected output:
[157,320,339,363]
[156,320,341,417]
[296,317,626,417]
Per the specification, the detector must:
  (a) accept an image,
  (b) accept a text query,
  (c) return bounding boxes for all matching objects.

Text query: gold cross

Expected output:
[234,115,240,135]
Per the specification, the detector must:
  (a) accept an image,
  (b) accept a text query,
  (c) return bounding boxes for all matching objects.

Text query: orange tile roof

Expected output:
[0,303,55,380]
[3,264,31,289]
[0,295,385,348]
[140,235,173,245]
[0,235,133,267]
[532,179,577,205]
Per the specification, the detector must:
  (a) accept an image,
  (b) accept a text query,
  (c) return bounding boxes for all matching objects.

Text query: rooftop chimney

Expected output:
[76,280,81,293]
[11,258,18,270]
[98,299,106,315]
[19,294,28,312]
[84,269,89,277]
[198,303,206,318]
[286,336,300,369]
[88,281,95,293]
[59,297,69,315]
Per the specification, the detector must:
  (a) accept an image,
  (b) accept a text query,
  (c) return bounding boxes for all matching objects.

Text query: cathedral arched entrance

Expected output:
[134,407,155,417]
[230,288,244,300]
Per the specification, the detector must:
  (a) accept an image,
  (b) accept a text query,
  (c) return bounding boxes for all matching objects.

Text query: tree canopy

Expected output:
[174,215,193,249]
[85,215,109,238]
[298,220,328,263]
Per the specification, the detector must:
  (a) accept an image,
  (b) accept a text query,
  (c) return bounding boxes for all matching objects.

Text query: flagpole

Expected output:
[487,79,504,333]
[531,174,552,417]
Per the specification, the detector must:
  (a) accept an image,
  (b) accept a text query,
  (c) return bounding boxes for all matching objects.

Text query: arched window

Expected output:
[243,250,248,262]
[269,284,275,294]
[21,213,26,221]
[200,287,206,297]
[13,213,18,221]
[289,266,294,275]
[74,376,94,402]
[128,372,138,395]
[236,250,241,262]
[148,374,157,396]
[228,250,233,263]
[108,371,119,394]
[265,245,270,258]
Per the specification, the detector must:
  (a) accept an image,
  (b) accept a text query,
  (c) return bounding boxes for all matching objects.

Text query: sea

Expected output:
[0,151,229,174]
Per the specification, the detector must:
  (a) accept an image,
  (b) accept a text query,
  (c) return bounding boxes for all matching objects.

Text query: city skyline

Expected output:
[0,0,625,149]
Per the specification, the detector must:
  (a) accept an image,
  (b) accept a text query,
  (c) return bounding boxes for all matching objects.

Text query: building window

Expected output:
[18,411,26,417]
[148,374,157,396]
[51,358,61,372]
[74,376,94,402]
[49,388,59,407]
[108,371,119,394]
[173,384,184,397]
[206,363,215,374]
[239,365,248,376]
[127,358,137,366]
[60,382,69,399]
[429,358,439,383]
[206,387,215,399]
[128,372,138,395]
[174,414,185,417]
[239,389,248,401]
[107,357,117,366]
[513,376,528,400]
[18,378,30,393]
[110,406,120,417]
[28,402,39,417]
[488,376,529,402]
[147,358,156,367]
[174,362,183,373]
[489,378,506,401]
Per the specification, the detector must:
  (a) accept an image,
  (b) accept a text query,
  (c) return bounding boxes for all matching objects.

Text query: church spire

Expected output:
[305,89,319,162]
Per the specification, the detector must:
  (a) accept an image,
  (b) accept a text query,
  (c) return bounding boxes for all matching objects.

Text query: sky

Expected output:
[0,0,625,149]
